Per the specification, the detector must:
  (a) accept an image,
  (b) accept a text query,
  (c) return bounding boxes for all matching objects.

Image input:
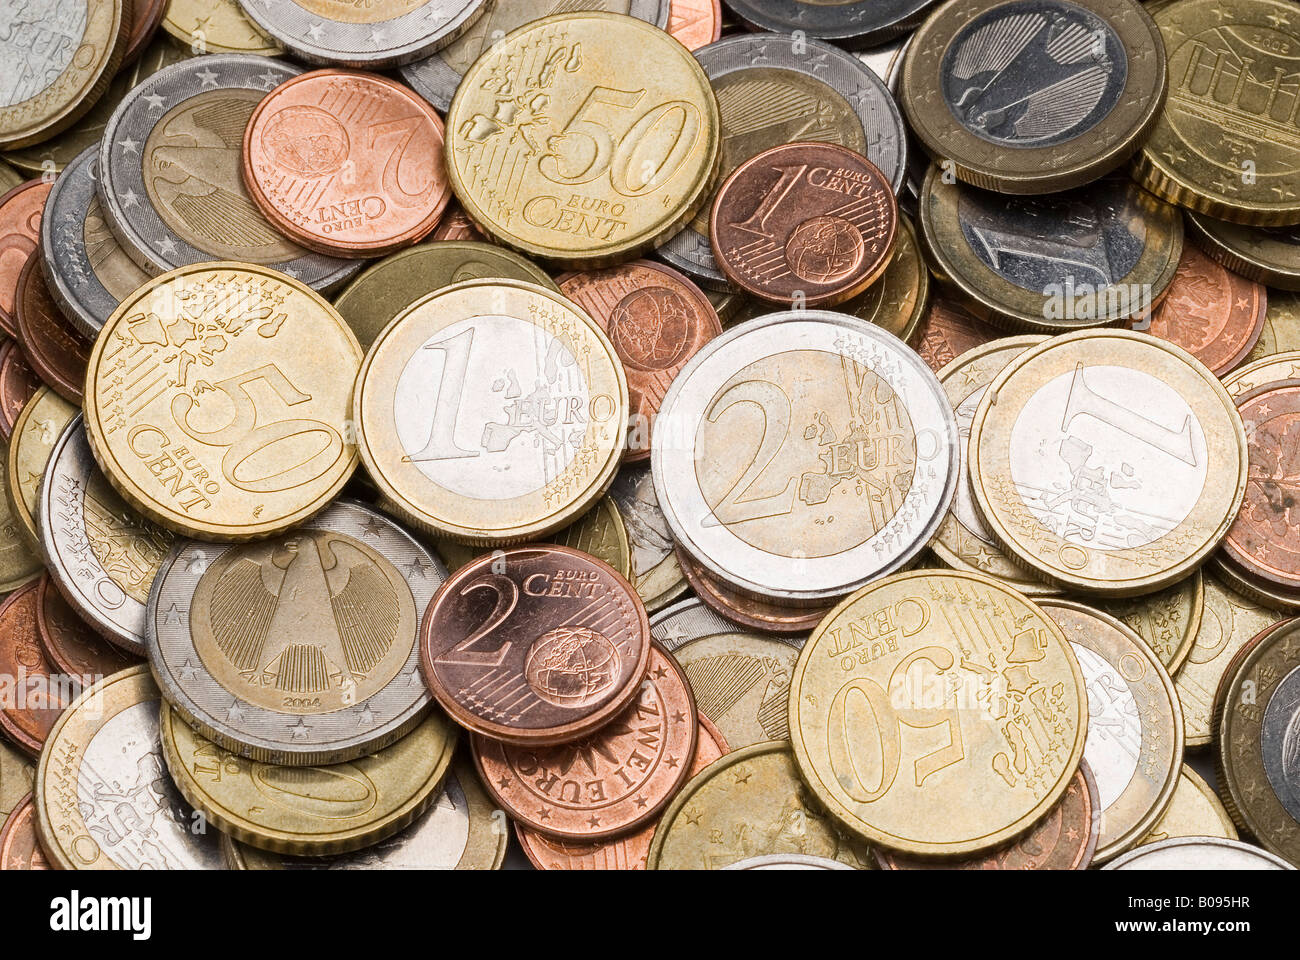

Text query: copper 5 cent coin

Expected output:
[711,142,897,307]
[15,254,92,404]
[420,545,652,746]
[0,180,51,338]
[242,70,451,258]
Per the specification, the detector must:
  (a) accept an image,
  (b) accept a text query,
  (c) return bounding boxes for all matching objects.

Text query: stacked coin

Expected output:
[0,0,1297,875]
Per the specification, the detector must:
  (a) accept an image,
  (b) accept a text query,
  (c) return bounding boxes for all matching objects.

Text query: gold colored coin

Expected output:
[0,442,42,593]
[161,0,283,55]
[0,737,34,821]
[969,330,1248,595]
[1140,765,1237,846]
[1135,0,1300,225]
[647,741,874,870]
[1242,303,1300,370]
[159,700,456,856]
[789,570,1087,856]
[1186,215,1300,292]
[1092,570,1203,675]
[445,12,721,266]
[6,388,76,549]
[83,263,362,540]
[0,162,21,194]
[354,279,628,545]
[833,215,930,342]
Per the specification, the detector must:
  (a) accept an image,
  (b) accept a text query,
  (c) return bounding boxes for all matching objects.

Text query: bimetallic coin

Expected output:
[0,339,38,440]
[6,388,77,549]
[723,0,934,48]
[610,463,688,612]
[1186,214,1300,292]
[0,180,51,338]
[668,0,721,48]
[0,580,75,758]
[1091,571,1203,674]
[35,576,141,684]
[836,215,930,343]
[920,170,1183,331]
[656,33,908,290]
[400,0,671,113]
[97,55,359,289]
[724,854,855,870]
[34,666,224,869]
[910,296,1003,373]
[1105,836,1295,869]
[15,255,92,402]
[1135,0,1300,225]
[675,544,834,634]
[83,263,363,540]
[652,311,959,603]
[1040,599,1182,862]
[162,0,283,55]
[354,279,627,545]
[420,545,652,745]
[0,0,129,150]
[1246,294,1300,365]
[0,443,41,592]
[968,330,1248,595]
[0,795,48,870]
[1141,765,1237,845]
[444,12,721,266]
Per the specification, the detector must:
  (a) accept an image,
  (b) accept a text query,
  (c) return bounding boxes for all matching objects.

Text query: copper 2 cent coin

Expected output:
[420,545,652,746]
[0,181,51,339]
[35,575,141,685]
[0,339,39,441]
[243,70,451,258]
[709,141,897,307]
[558,260,722,462]
[0,578,75,758]
[15,254,92,404]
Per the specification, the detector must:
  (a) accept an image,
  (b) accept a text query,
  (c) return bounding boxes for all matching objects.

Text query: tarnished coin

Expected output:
[474,642,696,841]
[790,570,1087,856]
[242,70,451,257]
[1247,294,1300,365]
[0,180,51,338]
[419,544,651,745]
[333,240,556,350]
[610,463,688,612]
[968,330,1248,595]
[0,0,129,150]
[161,701,455,855]
[903,0,1166,194]
[652,311,959,603]
[0,339,38,441]
[559,260,722,460]
[1105,836,1295,870]
[920,170,1183,331]
[353,279,627,545]
[655,33,908,290]
[722,0,934,48]
[400,0,671,112]
[1146,244,1266,377]
[1040,599,1181,863]
[668,0,721,48]
[1186,215,1300,292]
[651,597,801,747]
[675,544,834,634]
[83,263,363,540]
[0,795,48,870]
[0,739,33,820]
[237,0,487,68]
[910,296,1003,372]
[15,255,92,402]
[39,416,174,657]
[35,575,140,684]
[34,665,224,870]
[835,215,930,343]
[1091,571,1203,674]
[0,579,76,758]
[148,500,444,765]
[222,761,507,869]
[162,0,283,55]
[0,443,41,592]
[647,741,873,870]
[6,387,77,548]
[1141,765,1237,845]
[1135,0,1300,225]
[97,54,359,289]
[444,12,720,266]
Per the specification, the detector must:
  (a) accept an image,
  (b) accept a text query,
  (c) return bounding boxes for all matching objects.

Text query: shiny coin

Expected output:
[39,416,175,657]
[400,0,670,113]
[161,701,455,855]
[675,544,834,634]
[149,499,444,765]
[790,570,1087,856]
[34,665,224,869]
[559,260,722,460]
[420,544,651,745]
[237,0,487,68]
[835,215,930,343]
[1040,598,1181,863]
[656,32,908,290]
[83,263,362,540]
[1091,570,1203,673]
[910,295,1004,372]
[920,171,1183,331]
[15,255,92,403]
[0,442,41,592]
[722,0,933,48]
[34,575,140,684]
[668,0,721,48]
[652,311,959,603]
[609,463,688,612]
[1185,214,1300,292]
[903,0,1166,194]
[428,202,482,242]
[0,180,51,338]
[968,330,1248,595]
[162,0,282,54]
[6,387,77,548]
[1105,836,1295,869]
[1141,765,1237,845]
[1225,349,1300,398]
[0,795,48,870]
[0,339,38,440]
[0,0,129,150]
[243,70,451,258]
[0,579,75,758]
[647,741,873,869]
[97,54,358,289]
[444,12,720,266]
[354,279,626,544]
[1135,0,1300,225]
[722,854,854,870]
[1246,294,1300,365]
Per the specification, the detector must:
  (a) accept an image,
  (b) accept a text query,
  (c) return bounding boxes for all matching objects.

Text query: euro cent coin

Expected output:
[1140,765,1237,846]
[0,180,52,338]
[14,254,92,403]
[162,0,283,55]
[5,387,77,549]
[0,795,48,870]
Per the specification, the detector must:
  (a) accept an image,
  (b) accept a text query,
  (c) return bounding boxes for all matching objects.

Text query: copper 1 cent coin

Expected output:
[673,544,830,635]
[709,142,897,307]
[0,795,48,871]
[0,339,38,441]
[14,254,91,404]
[558,261,722,462]
[0,181,51,339]
[420,545,652,745]
[516,713,728,869]
[35,575,140,685]
[910,296,1004,373]
[243,70,451,258]
[1146,244,1267,377]
[474,642,697,841]
[0,578,75,758]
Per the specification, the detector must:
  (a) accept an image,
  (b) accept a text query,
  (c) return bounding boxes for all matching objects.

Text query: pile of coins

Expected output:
[0,0,1298,873]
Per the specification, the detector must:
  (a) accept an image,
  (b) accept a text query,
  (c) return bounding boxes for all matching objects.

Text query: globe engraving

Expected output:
[786,216,864,283]
[524,625,621,707]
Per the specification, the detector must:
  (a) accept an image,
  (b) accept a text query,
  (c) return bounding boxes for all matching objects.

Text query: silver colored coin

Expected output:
[723,0,937,48]
[39,415,175,657]
[652,312,959,603]
[399,0,670,112]
[722,853,855,869]
[609,463,688,612]
[237,0,487,68]
[1263,662,1300,823]
[147,499,446,765]
[1104,837,1295,870]
[656,33,908,290]
[96,54,359,290]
